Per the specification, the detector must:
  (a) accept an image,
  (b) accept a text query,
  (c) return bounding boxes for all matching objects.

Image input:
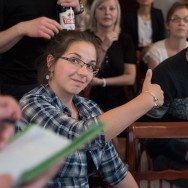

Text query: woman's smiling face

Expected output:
[48,41,97,97]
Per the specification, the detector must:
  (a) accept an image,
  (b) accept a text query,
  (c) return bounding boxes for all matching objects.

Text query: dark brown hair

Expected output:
[166,2,188,23]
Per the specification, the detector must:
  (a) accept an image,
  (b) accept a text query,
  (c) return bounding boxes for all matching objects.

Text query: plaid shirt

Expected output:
[20,85,128,187]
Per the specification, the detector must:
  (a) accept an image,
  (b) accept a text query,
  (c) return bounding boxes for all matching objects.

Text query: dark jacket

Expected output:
[123,7,165,50]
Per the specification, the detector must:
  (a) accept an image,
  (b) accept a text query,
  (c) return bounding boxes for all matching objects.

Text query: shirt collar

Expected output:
[43,84,94,119]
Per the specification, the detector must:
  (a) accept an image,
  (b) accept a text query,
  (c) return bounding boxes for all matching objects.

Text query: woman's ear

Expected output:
[47,54,54,71]
[165,22,169,31]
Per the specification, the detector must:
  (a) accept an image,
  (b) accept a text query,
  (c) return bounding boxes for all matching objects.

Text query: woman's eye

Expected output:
[110,7,116,11]
[88,64,95,70]
[70,58,79,64]
[98,6,104,11]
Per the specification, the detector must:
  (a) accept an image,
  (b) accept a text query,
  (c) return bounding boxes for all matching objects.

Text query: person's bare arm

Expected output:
[92,64,136,87]
[147,56,158,70]
[0,17,62,53]
[113,172,138,188]
[98,69,164,141]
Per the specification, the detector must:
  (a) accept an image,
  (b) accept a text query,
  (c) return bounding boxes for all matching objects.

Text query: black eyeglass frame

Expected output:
[60,56,99,76]
[170,16,188,23]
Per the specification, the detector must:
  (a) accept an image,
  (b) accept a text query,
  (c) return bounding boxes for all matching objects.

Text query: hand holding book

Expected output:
[0,122,104,188]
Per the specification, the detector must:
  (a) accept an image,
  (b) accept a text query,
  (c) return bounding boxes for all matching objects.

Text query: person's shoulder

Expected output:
[151,7,164,20]
[20,85,50,104]
[84,30,102,42]
[168,47,188,64]
[152,40,165,49]
[119,32,135,50]
[76,95,99,106]
[124,10,137,19]
[151,7,163,14]
[154,39,165,46]
[154,48,188,73]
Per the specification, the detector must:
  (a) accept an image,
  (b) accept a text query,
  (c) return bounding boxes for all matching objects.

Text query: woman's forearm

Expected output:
[0,23,24,53]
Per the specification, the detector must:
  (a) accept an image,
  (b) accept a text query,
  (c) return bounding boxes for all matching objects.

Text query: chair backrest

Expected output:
[127,121,188,184]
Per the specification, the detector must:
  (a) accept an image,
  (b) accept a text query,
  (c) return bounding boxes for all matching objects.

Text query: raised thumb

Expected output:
[143,69,152,88]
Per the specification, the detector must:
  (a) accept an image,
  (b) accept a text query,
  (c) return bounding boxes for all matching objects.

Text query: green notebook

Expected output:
[0,122,104,187]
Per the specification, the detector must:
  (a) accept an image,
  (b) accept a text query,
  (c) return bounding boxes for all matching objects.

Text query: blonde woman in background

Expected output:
[87,0,137,155]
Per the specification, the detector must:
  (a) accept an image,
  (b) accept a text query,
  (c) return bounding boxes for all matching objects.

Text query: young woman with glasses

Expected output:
[19,30,164,188]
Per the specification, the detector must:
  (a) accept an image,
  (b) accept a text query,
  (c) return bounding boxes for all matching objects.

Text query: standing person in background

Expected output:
[144,2,188,70]
[123,0,165,85]
[87,0,136,154]
[20,30,164,188]
[0,0,83,101]
[123,0,165,57]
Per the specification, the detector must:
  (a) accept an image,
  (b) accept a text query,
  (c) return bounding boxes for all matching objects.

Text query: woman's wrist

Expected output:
[142,90,159,108]
[102,78,106,87]
[16,22,25,37]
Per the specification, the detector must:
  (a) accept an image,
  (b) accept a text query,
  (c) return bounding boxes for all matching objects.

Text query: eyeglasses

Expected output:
[60,56,99,75]
[170,16,188,23]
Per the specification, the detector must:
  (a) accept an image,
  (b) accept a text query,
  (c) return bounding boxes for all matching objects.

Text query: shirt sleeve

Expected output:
[143,41,165,65]
[99,141,128,185]
[20,92,104,141]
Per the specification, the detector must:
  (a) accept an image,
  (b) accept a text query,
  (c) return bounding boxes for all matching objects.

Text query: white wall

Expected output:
[153,0,177,20]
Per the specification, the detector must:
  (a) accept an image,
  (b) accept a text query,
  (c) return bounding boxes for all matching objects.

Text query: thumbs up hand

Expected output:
[142,69,164,107]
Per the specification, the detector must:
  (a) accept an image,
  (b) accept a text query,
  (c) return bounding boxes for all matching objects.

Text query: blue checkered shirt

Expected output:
[19,85,128,187]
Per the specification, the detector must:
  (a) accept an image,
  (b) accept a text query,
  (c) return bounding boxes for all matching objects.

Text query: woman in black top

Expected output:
[87,0,136,153]
[88,0,136,111]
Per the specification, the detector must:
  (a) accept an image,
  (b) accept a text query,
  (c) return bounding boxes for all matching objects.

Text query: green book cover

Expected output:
[0,121,104,187]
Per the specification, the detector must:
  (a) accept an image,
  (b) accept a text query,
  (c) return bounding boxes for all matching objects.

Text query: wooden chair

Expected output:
[127,121,188,187]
